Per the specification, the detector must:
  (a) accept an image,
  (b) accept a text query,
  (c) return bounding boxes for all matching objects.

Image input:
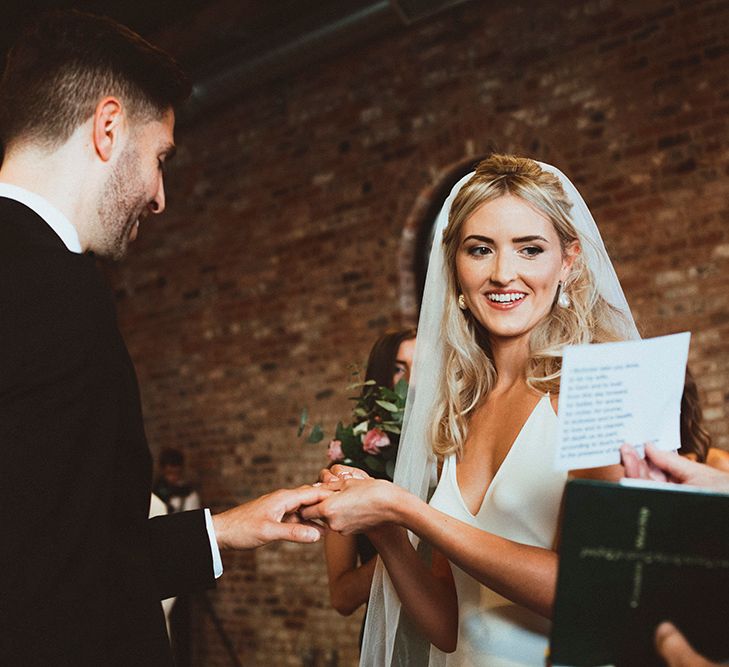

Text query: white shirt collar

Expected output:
[0,182,82,253]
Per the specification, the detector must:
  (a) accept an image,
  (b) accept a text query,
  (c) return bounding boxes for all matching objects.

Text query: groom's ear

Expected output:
[92,96,125,163]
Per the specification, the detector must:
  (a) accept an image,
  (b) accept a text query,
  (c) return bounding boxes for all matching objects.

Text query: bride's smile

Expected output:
[485,290,527,308]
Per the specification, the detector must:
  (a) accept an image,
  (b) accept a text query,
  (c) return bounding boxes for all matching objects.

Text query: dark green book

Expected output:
[550,479,729,666]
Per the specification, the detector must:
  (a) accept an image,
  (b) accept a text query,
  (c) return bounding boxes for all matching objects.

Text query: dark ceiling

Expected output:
[0,0,472,122]
[0,1,377,71]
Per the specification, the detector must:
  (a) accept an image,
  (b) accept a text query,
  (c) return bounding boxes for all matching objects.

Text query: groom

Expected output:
[0,10,329,667]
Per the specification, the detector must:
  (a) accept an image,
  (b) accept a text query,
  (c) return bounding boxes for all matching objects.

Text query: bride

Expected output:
[303,155,639,666]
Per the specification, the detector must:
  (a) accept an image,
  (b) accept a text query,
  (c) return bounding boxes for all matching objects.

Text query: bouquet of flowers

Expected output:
[298,376,408,481]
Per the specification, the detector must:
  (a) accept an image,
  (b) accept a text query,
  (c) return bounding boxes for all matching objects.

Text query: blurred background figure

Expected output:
[154,448,202,514]
[324,328,416,649]
[153,449,201,667]
[149,494,177,640]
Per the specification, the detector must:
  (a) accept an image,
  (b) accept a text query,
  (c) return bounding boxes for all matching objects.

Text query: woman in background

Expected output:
[679,368,729,472]
[324,329,416,646]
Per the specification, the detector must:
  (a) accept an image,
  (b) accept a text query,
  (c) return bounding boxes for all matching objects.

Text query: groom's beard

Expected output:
[96,145,147,260]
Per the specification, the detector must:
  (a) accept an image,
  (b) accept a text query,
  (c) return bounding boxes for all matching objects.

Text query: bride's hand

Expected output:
[300,477,400,534]
[318,464,371,484]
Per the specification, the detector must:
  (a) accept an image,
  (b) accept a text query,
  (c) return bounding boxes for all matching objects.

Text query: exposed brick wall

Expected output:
[105,0,729,663]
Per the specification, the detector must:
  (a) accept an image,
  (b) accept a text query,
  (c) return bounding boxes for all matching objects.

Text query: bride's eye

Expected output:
[467,245,492,256]
[520,245,544,258]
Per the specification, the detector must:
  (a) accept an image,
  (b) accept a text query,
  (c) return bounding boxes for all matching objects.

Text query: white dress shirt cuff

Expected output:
[204,508,224,578]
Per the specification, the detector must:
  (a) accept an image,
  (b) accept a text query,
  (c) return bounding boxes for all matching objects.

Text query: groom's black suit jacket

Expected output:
[0,198,215,666]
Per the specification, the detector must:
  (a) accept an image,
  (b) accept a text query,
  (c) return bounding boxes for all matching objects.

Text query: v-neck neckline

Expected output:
[453,394,552,518]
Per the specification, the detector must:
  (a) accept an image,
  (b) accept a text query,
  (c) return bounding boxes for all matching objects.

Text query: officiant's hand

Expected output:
[655,622,718,667]
[212,485,332,550]
[620,443,669,482]
[621,443,729,492]
[301,477,401,534]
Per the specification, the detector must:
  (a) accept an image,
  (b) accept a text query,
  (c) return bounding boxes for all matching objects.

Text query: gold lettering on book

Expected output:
[630,562,643,608]
[634,506,650,549]
[578,548,729,569]
[579,505,729,609]
[630,506,649,607]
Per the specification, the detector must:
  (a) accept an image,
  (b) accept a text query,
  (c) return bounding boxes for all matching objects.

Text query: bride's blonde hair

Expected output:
[431,154,632,459]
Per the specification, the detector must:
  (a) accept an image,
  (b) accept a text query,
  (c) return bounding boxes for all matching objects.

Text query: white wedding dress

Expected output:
[428,395,567,666]
[359,163,639,667]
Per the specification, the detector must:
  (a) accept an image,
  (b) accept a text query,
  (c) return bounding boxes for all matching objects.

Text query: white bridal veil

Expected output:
[359,161,639,666]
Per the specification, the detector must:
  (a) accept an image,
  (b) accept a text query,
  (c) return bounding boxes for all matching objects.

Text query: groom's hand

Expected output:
[212,485,332,550]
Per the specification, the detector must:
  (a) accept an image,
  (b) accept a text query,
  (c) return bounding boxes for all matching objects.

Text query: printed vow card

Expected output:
[555,332,691,471]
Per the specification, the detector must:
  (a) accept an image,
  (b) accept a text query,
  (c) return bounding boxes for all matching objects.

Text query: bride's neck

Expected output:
[489,335,530,388]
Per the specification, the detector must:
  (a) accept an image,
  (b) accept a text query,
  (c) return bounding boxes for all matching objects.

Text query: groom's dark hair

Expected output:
[0,9,189,152]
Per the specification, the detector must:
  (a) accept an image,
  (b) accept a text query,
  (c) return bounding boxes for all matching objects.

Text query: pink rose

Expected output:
[362,428,391,455]
[327,439,344,462]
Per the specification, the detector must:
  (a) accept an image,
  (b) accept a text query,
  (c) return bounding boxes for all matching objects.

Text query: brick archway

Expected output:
[397,156,484,326]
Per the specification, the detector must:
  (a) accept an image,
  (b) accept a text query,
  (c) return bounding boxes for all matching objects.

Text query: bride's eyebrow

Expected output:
[462,234,494,243]
[462,234,550,244]
[513,235,549,243]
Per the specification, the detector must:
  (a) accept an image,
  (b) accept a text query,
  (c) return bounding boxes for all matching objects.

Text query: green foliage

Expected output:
[297,407,308,438]
[297,375,409,481]
[364,455,384,472]
[306,424,324,444]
